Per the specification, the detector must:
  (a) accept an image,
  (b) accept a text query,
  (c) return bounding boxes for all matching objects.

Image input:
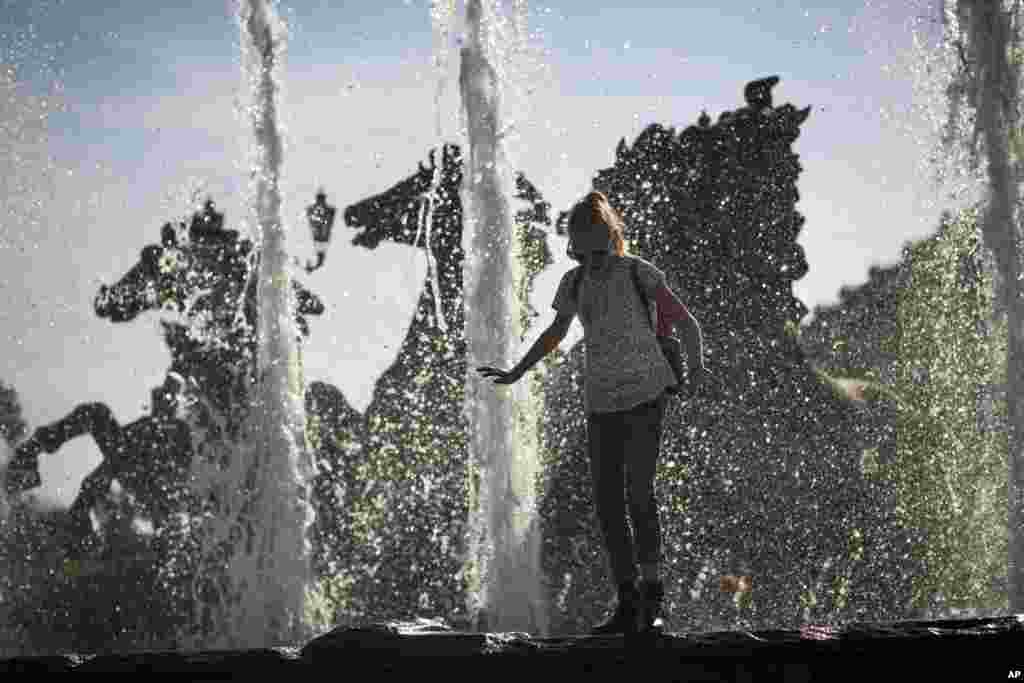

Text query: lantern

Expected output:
[305,190,336,273]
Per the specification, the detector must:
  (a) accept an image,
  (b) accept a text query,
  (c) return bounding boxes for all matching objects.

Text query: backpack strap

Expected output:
[630,259,657,333]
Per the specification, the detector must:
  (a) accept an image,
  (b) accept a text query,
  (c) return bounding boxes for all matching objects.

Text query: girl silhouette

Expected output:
[477,191,711,634]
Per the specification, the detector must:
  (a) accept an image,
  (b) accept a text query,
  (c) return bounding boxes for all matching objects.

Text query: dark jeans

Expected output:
[586,392,668,588]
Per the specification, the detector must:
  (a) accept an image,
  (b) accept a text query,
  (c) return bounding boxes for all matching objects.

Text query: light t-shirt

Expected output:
[551,254,678,415]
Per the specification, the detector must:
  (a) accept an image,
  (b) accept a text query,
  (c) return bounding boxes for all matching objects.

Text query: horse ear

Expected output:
[616,137,628,161]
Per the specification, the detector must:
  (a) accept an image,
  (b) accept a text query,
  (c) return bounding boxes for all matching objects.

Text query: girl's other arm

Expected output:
[656,284,706,372]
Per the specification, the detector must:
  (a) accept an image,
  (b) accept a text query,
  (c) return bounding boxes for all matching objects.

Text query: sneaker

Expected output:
[591,581,641,635]
[637,579,666,633]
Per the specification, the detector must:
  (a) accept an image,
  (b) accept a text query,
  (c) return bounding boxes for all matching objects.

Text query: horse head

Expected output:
[94,242,178,323]
[342,143,552,288]
[94,199,324,333]
[94,201,251,324]
[344,144,464,254]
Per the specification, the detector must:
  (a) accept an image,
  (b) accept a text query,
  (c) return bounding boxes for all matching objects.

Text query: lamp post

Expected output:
[305,190,336,273]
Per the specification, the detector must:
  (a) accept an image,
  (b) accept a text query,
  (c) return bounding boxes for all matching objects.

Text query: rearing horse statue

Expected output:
[9,375,192,551]
[5,199,328,557]
[93,199,324,431]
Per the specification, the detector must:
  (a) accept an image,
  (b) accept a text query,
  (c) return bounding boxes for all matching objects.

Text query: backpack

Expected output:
[573,259,686,395]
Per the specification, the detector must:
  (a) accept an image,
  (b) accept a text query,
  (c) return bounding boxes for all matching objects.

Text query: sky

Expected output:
[0,0,967,507]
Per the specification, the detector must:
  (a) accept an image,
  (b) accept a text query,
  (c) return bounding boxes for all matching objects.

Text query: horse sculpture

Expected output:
[5,200,329,558]
[93,199,324,425]
[9,376,192,549]
[338,144,554,621]
[94,198,323,334]
[5,153,554,632]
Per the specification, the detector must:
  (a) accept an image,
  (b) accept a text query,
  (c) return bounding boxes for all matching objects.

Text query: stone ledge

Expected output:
[2,615,1021,678]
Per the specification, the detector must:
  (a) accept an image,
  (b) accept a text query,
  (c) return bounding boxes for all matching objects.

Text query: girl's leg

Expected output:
[587,408,635,588]
[625,392,668,583]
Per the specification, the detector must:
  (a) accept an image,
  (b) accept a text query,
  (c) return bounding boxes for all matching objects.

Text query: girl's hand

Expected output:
[476,366,522,385]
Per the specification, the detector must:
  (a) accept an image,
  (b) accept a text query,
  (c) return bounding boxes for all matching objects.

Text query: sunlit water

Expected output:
[942,0,1024,613]
[181,0,314,649]
[457,0,546,634]
[895,0,1020,615]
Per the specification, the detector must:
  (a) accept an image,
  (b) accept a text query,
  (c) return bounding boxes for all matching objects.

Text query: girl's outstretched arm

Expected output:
[477,313,572,385]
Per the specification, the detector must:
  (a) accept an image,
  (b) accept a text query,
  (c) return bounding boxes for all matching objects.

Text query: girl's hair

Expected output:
[568,191,629,257]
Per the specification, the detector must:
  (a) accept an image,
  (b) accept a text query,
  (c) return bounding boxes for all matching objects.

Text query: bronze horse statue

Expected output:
[5,200,328,555]
[8,376,192,552]
[94,198,323,334]
[338,143,555,620]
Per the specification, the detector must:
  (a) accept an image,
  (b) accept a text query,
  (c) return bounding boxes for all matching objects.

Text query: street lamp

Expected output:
[305,190,336,273]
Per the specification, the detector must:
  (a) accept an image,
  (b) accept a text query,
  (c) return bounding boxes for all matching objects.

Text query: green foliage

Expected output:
[513,219,552,340]
[885,206,1008,612]
[303,573,356,632]
[801,205,1009,617]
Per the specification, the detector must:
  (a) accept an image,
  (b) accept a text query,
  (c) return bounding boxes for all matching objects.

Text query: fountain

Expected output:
[940,0,1024,613]
[3,0,1024,675]
[457,0,545,634]
[179,0,314,648]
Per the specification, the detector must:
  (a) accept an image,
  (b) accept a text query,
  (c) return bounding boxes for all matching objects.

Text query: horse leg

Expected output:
[65,461,117,557]
[6,403,122,496]
[35,402,120,454]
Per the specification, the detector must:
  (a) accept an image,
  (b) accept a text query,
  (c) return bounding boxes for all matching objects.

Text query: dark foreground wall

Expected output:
[2,615,1021,678]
